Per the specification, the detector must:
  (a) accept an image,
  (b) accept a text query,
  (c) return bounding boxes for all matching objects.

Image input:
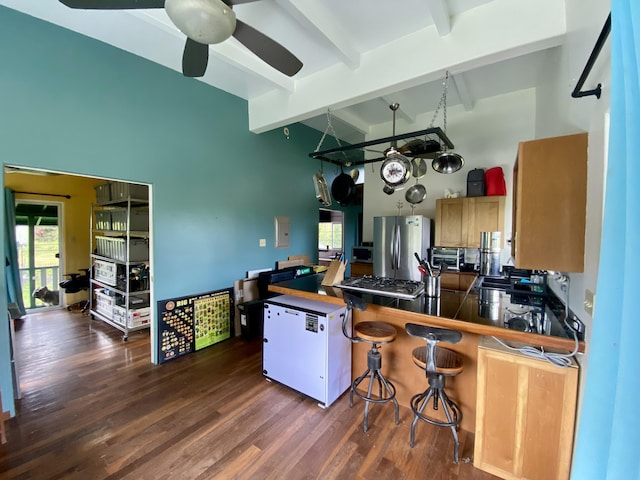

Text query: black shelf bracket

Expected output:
[571,12,611,100]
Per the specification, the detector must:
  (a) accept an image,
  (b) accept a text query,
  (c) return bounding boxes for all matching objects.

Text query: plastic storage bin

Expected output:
[110,182,148,201]
[112,306,150,327]
[95,183,111,204]
[95,210,112,231]
[94,260,117,286]
[110,208,149,232]
[95,236,148,262]
[95,288,116,317]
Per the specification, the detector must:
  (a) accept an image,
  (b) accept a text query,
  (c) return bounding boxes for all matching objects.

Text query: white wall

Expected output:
[362,88,537,243]
[535,1,610,374]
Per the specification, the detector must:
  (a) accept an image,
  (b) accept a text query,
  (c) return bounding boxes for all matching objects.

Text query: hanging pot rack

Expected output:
[308,126,454,167]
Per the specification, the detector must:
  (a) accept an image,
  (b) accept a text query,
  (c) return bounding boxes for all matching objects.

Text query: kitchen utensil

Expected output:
[313,171,331,206]
[432,151,464,174]
[425,275,441,297]
[405,180,427,205]
[380,104,412,189]
[411,158,427,178]
[331,166,356,206]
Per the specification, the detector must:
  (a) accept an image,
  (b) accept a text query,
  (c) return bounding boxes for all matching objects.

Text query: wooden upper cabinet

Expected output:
[435,196,505,248]
[512,133,587,272]
[435,198,467,247]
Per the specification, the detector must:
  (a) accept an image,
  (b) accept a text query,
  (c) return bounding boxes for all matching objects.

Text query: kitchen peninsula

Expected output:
[268,273,584,433]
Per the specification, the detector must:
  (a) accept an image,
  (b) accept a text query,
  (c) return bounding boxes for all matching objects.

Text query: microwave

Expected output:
[430,247,464,271]
[352,246,373,263]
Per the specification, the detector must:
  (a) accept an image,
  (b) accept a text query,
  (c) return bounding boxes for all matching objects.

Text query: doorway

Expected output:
[318,208,344,266]
[14,200,63,310]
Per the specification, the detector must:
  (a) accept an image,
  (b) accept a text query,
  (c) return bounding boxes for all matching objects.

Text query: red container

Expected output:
[485,167,506,196]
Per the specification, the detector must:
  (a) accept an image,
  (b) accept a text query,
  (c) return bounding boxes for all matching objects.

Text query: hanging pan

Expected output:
[405,180,427,205]
[412,158,427,178]
[331,166,356,206]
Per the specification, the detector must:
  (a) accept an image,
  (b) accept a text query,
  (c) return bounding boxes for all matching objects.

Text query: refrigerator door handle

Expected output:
[395,224,402,270]
[389,224,396,270]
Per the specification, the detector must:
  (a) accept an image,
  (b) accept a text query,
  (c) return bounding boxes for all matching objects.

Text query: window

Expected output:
[318,209,343,251]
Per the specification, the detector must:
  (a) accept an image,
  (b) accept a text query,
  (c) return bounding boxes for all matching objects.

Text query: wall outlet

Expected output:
[259,239,266,247]
[584,289,595,316]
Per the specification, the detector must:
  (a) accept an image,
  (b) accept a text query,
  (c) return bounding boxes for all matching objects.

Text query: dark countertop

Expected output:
[267,274,585,353]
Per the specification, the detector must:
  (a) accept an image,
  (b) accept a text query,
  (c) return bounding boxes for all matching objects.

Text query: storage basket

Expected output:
[94,259,117,286]
[95,183,111,204]
[95,288,116,317]
[110,208,149,232]
[110,182,148,201]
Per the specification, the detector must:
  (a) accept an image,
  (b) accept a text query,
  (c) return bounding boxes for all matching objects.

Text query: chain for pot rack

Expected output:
[428,70,450,134]
[314,109,350,172]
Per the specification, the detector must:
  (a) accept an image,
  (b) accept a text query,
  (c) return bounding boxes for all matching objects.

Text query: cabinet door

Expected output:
[467,197,506,248]
[474,343,578,480]
[440,272,460,290]
[435,198,467,247]
[350,262,373,277]
[512,133,587,271]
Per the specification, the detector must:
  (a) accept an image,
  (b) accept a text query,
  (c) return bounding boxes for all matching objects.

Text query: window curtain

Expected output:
[571,3,640,479]
[4,188,26,317]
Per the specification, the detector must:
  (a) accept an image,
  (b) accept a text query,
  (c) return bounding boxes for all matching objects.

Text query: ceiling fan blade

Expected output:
[233,19,302,76]
[182,38,209,77]
[223,0,261,5]
[59,0,164,9]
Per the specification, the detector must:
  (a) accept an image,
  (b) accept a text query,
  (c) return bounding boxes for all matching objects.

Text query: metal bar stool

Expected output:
[342,293,400,432]
[405,323,464,463]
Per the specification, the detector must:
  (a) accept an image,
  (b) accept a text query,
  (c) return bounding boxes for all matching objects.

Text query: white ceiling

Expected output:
[1,0,569,144]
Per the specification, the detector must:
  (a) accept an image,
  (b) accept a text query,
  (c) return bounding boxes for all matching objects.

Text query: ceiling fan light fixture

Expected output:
[432,151,464,174]
[165,0,236,45]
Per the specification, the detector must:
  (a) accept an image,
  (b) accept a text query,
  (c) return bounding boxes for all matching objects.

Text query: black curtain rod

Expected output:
[572,12,611,100]
[14,191,71,199]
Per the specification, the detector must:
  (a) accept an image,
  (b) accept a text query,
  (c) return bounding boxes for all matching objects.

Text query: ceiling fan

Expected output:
[58,0,304,78]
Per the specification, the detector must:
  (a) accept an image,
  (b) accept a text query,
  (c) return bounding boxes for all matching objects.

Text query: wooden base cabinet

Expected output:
[350,262,373,277]
[440,272,477,291]
[474,337,578,480]
[435,196,505,248]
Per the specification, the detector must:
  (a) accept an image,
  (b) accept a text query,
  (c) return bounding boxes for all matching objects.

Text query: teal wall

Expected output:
[0,6,358,414]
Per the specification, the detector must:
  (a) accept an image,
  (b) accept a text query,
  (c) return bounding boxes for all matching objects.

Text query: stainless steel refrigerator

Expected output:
[373,215,431,281]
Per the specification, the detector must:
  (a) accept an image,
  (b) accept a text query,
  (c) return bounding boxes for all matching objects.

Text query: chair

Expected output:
[405,323,464,463]
[342,293,399,432]
[59,268,90,313]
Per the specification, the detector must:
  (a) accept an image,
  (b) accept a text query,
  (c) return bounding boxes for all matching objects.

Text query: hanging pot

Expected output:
[432,151,464,174]
[331,168,356,206]
[405,181,427,205]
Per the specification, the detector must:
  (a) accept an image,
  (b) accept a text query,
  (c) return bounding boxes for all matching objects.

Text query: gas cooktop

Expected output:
[336,275,425,300]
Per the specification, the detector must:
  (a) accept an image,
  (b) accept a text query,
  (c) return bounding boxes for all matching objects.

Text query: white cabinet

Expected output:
[263,295,350,408]
[89,182,151,340]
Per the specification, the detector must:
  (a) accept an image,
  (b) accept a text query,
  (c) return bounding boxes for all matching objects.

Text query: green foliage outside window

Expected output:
[318,222,342,250]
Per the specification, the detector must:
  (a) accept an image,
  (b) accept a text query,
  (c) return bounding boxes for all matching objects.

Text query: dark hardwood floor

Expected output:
[0,309,499,479]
